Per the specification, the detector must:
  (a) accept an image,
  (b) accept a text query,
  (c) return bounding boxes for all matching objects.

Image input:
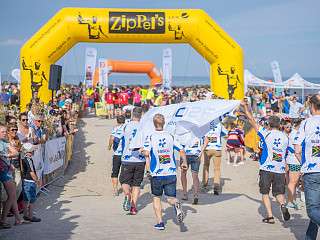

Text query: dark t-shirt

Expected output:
[22,156,36,180]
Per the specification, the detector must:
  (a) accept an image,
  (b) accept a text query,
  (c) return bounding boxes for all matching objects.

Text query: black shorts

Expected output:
[111,155,122,178]
[119,162,146,187]
[259,170,286,196]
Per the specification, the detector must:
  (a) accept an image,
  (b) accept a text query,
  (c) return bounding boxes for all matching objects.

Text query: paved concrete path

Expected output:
[1,115,312,240]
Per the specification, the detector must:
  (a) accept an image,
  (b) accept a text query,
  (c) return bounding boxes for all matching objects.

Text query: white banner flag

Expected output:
[11,68,20,83]
[270,61,282,83]
[84,48,97,87]
[131,99,240,148]
[32,145,45,179]
[162,48,172,90]
[44,137,66,174]
[98,58,109,87]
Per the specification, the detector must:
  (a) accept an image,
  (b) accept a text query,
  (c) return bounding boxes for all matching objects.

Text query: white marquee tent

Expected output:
[282,73,320,89]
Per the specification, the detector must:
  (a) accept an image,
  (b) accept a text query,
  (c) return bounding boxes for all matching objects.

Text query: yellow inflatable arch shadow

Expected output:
[20,8,243,110]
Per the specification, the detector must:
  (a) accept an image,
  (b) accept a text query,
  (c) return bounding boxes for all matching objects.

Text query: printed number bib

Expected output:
[208,135,217,143]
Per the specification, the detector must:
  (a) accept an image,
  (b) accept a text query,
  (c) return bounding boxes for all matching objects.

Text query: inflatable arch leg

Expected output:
[20,8,243,111]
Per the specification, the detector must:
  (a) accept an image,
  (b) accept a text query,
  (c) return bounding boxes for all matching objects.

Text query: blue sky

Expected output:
[0,0,319,79]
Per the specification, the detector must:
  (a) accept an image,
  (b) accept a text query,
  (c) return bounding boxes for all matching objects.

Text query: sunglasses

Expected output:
[35,120,43,123]
[10,129,18,132]
[21,119,28,122]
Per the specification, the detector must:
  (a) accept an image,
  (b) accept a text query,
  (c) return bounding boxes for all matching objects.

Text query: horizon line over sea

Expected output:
[1,74,320,87]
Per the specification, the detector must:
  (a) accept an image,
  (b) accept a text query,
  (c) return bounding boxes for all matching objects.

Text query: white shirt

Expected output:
[121,121,145,163]
[111,124,125,156]
[185,137,202,156]
[258,127,289,173]
[295,115,320,173]
[144,131,183,177]
[289,101,303,118]
[286,129,300,165]
[205,123,227,151]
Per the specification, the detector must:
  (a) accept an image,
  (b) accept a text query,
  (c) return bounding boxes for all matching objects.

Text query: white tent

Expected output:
[282,73,320,89]
[245,69,277,88]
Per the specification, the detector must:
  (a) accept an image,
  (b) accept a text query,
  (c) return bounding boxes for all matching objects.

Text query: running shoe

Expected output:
[286,202,296,210]
[280,204,291,221]
[193,196,199,205]
[123,195,131,211]
[174,202,184,223]
[182,193,188,201]
[130,205,138,215]
[154,222,165,230]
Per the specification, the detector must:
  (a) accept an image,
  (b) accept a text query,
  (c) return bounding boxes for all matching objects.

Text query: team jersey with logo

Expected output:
[258,127,289,173]
[295,116,320,173]
[121,121,145,164]
[185,137,202,156]
[111,124,125,156]
[144,131,183,177]
[105,92,114,104]
[205,123,227,151]
[286,129,300,165]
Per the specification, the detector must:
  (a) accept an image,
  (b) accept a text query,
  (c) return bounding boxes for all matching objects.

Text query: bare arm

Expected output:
[294,144,302,163]
[108,135,114,150]
[242,102,259,132]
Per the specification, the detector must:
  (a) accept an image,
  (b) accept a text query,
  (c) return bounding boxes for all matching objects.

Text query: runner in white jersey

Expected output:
[284,119,302,210]
[294,94,320,239]
[201,122,227,195]
[243,101,290,224]
[108,115,125,196]
[119,107,145,215]
[181,137,202,204]
[144,113,187,230]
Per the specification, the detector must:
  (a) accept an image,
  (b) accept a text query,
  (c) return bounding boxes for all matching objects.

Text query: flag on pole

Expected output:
[270,61,282,83]
[162,48,172,90]
[98,58,109,87]
[84,48,97,88]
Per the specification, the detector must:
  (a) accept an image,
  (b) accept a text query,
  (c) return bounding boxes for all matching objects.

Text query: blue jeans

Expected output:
[303,173,320,240]
[151,175,176,197]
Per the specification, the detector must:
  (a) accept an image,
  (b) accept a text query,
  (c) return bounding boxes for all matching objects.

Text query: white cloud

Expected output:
[0,38,23,46]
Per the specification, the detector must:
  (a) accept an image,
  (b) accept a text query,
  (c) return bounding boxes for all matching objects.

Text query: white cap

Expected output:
[22,143,36,153]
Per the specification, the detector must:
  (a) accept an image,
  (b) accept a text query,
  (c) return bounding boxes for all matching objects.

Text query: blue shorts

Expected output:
[23,180,37,204]
[0,170,12,183]
[151,175,176,197]
[186,155,200,172]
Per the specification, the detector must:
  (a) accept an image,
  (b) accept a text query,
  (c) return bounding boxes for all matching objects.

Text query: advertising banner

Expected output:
[131,99,240,148]
[44,137,66,174]
[32,145,45,179]
[98,58,109,87]
[162,48,172,90]
[84,48,97,87]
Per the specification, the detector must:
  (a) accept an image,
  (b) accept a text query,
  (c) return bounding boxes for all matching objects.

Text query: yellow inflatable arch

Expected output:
[20,8,243,110]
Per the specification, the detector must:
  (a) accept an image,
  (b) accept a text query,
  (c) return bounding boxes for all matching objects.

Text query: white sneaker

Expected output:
[238,161,245,165]
[233,163,239,167]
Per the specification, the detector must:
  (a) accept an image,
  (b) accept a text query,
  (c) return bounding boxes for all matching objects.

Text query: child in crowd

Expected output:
[21,143,41,222]
[226,122,245,166]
